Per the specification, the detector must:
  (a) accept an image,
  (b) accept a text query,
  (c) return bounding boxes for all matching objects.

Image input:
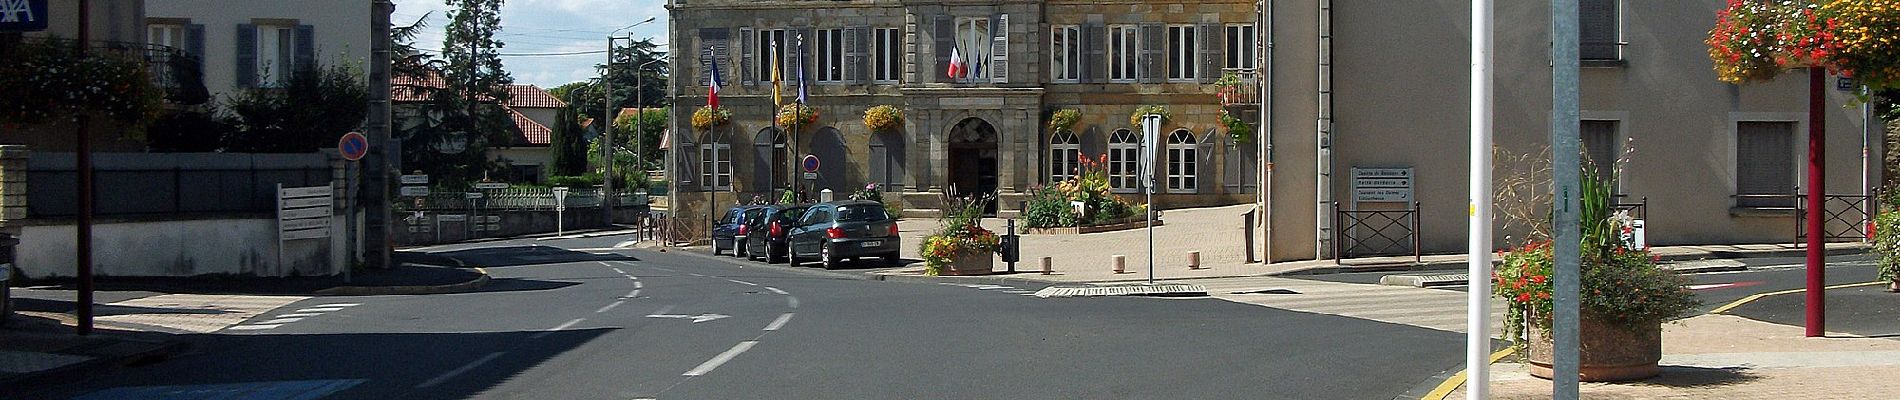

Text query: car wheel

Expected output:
[712,240,723,256]
[766,244,783,264]
[820,243,837,270]
[735,239,748,258]
[883,254,900,267]
[788,243,801,267]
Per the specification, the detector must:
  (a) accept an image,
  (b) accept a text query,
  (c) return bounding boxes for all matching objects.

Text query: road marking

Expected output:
[623,289,641,299]
[227,324,281,331]
[416,352,505,388]
[787,296,800,308]
[295,307,345,313]
[634,281,644,289]
[1421,347,1516,400]
[689,273,706,277]
[763,313,795,331]
[274,313,322,318]
[651,267,677,272]
[256,317,304,325]
[728,279,759,286]
[613,267,626,274]
[615,240,639,248]
[683,341,758,376]
[531,318,586,339]
[1686,281,1764,291]
[653,305,675,315]
[1711,280,1888,314]
[764,287,788,295]
[646,313,730,323]
[315,303,361,307]
[596,301,625,313]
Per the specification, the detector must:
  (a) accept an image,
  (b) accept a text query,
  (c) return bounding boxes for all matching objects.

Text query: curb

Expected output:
[866,271,1069,287]
[313,267,491,296]
[1271,245,1869,277]
[660,247,879,281]
[0,334,187,391]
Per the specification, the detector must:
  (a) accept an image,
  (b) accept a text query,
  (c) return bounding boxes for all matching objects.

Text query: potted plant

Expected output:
[919,193,999,276]
[1048,108,1081,134]
[1128,105,1170,127]
[1494,168,1700,382]
[691,105,731,131]
[1219,109,1252,144]
[863,105,903,132]
[777,103,819,128]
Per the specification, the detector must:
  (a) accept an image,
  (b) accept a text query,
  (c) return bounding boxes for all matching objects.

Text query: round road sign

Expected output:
[338,132,369,161]
[802,154,820,173]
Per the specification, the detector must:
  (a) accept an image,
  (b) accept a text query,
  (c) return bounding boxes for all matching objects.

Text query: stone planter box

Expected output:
[1527,315,1663,382]
[1025,218,1163,235]
[937,250,995,276]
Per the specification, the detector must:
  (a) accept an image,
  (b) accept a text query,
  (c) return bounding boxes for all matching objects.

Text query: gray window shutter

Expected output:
[1198,129,1216,194]
[869,142,888,188]
[1198,22,1220,84]
[739,28,755,86]
[1581,0,1619,60]
[717,29,731,87]
[186,24,205,59]
[933,16,954,83]
[294,25,315,74]
[698,28,726,87]
[235,24,256,88]
[1083,22,1105,84]
[990,14,1009,84]
[853,27,871,84]
[843,27,864,84]
[1736,122,1794,207]
[1139,23,1163,84]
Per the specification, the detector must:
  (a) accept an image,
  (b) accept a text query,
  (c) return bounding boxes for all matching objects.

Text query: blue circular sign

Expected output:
[802,154,820,173]
[338,132,369,161]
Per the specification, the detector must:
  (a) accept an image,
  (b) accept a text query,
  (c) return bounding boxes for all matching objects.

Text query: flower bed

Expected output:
[1022,154,1147,230]
[919,193,999,276]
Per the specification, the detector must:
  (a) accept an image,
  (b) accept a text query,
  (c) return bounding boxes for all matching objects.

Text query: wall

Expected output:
[144,0,371,101]
[13,216,339,279]
[28,0,143,43]
[392,206,647,246]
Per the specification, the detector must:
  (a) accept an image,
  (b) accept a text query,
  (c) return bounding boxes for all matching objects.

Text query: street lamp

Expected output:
[635,56,668,182]
[604,16,657,223]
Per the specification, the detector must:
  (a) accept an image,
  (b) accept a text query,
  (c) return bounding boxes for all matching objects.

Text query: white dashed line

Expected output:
[613,268,626,274]
[274,313,322,318]
[682,341,757,376]
[295,307,345,313]
[624,289,640,299]
[531,318,585,339]
[256,317,304,325]
[315,303,361,307]
[415,352,505,388]
[688,273,706,277]
[728,279,758,286]
[596,301,625,313]
[787,296,800,308]
[763,313,795,331]
[764,287,787,295]
[634,281,644,289]
[227,324,281,331]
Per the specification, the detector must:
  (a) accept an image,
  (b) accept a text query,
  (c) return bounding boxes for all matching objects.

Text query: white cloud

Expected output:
[391,0,667,87]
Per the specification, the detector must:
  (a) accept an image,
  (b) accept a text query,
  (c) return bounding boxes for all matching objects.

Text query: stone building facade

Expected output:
[664,0,1261,224]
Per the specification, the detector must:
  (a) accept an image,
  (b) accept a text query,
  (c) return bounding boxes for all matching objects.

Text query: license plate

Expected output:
[861,241,882,248]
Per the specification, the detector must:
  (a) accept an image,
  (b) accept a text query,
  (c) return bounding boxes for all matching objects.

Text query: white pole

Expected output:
[1467,0,1494,398]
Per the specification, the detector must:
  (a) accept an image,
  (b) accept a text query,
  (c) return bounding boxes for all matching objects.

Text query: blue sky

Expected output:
[393,0,670,88]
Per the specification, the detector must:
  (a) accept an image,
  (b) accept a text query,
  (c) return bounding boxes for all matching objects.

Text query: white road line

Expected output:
[294,307,345,313]
[315,303,361,307]
[624,289,640,299]
[626,275,639,280]
[728,279,758,286]
[274,313,322,318]
[615,240,639,248]
[530,318,586,339]
[596,301,625,313]
[763,313,795,331]
[682,341,758,376]
[764,287,787,295]
[689,273,706,277]
[227,324,281,331]
[613,267,626,274]
[634,281,644,289]
[787,296,800,308]
[415,352,505,388]
[651,305,676,315]
[256,317,304,325]
[651,267,676,272]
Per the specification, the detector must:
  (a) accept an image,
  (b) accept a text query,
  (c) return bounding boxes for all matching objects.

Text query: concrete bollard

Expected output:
[1188,251,1202,269]
[1040,256,1053,275]
[1113,255,1127,274]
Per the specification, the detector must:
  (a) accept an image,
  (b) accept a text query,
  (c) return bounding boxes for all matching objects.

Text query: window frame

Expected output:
[873,27,901,83]
[255,24,296,86]
[1051,25,1081,83]
[1734,120,1797,209]
[149,24,186,49]
[1225,23,1256,70]
[1050,131,1081,183]
[1109,25,1139,83]
[1166,129,1198,192]
[955,17,993,81]
[755,28,791,85]
[1109,129,1141,193]
[699,142,733,191]
[1580,0,1624,62]
[815,28,845,83]
[1166,24,1197,82]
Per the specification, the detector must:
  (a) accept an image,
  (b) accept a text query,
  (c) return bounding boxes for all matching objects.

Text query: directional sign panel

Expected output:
[0,0,49,32]
[400,186,430,197]
[400,175,429,185]
[473,182,509,189]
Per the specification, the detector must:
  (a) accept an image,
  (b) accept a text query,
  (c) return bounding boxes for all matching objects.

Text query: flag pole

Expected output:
[1467,0,1494,398]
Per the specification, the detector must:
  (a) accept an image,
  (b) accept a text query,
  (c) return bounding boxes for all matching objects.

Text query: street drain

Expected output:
[1034,284,1208,298]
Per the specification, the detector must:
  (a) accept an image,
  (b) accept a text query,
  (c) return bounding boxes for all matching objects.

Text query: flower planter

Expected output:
[1024,218,1164,235]
[938,250,995,276]
[1526,315,1663,382]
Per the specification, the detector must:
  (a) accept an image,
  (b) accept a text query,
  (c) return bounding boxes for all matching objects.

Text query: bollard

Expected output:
[1113,255,1127,274]
[1188,251,1202,269]
[1040,256,1053,275]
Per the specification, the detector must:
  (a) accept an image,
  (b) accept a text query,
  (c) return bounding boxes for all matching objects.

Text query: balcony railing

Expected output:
[1217,68,1260,107]
[12,38,209,105]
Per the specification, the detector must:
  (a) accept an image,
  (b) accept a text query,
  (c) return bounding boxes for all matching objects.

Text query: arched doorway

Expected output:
[753,128,786,193]
[948,118,999,214]
[810,127,850,195]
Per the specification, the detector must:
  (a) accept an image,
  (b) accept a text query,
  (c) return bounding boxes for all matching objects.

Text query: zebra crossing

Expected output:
[1192,276,1506,334]
[225,302,362,332]
[938,282,1042,297]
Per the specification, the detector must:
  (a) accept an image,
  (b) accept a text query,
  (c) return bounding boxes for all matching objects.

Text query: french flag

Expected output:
[946,46,966,79]
[708,50,722,108]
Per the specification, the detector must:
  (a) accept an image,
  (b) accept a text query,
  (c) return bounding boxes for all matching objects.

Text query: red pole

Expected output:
[1805,68,1826,337]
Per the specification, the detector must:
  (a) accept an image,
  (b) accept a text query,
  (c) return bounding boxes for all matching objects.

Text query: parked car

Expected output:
[740,203,811,263]
[711,205,769,256]
[787,200,900,269]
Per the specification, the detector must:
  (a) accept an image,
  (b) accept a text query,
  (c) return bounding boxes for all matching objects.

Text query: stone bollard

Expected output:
[1113,255,1127,274]
[1188,251,1202,269]
[1040,256,1053,275]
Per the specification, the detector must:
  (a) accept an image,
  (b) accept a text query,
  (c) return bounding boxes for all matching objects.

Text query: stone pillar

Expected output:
[926,110,947,192]
[0,145,29,223]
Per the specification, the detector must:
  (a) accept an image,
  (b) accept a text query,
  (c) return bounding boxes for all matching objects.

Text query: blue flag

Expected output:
[795,33,808,104]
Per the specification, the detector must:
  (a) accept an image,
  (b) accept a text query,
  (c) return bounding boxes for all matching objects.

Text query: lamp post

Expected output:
[605,16,657,224]
[635,56,668,186]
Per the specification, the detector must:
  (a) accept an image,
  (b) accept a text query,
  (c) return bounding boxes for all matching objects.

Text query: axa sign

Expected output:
[0,0,47,32]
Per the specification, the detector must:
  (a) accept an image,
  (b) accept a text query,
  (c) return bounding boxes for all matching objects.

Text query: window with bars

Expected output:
[1167,130,1198,191]
[816,28,845,82]
[1226,24,1255,69]
[1736,121,1794,208]
[1050,131,1081,183]
[874,28,900,83]
[1166,25,1197,82]
[700,143,732,191]
[1051,25,1081,83]
[1109,25,1139,82]
[1109,129,1141,192]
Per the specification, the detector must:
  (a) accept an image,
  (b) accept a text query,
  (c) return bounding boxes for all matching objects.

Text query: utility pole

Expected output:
[604,34,619,224]
[75,0,94,336]
[1466,0,1494,397]
[1550,0,1582,397]
[366,0,394,271]
[1805,67,1827,337]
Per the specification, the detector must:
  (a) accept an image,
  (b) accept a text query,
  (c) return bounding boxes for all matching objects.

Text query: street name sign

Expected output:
[400,186,430,197]
[438,214,468,222]
[399,175,429,185]
[473,182,509,189]
[1352,167,1414,203]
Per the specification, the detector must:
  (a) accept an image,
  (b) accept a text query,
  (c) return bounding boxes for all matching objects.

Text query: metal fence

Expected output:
[1796,190,1878,243]
[398,186,648,212]
[1332,201,1422,263]
[27,153,332,218]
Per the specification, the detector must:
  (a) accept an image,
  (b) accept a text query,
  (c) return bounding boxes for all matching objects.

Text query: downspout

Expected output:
[1316,0,1334,259]
[1259,0,1275,263]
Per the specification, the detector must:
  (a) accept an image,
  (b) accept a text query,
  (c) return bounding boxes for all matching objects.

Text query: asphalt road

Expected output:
[18,233,1468,400]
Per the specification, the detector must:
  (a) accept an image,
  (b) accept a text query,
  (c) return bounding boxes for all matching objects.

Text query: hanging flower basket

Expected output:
[1128,105,1170,127]
[691,105,731,131]
[862,105,903,132]
[1220,109,1252,144]
[1048,108,1081,134]
[1707,0,1789,84]
[776,104,819,127]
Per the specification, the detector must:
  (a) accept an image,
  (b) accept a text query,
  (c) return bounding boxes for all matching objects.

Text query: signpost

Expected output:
[277,185,333,275]
[338,132,369,161]
[0,0,49,32]
[1140,114,1162,285]
[400,175,429,185]
[473,182,509,190]
[553,187,569,236]
[1351,168,1414,203]
[400,186,430,197]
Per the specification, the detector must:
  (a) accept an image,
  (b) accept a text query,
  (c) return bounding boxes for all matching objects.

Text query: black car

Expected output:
[787,200,900,269]
[711,205,769,256]
[739,203,811,263]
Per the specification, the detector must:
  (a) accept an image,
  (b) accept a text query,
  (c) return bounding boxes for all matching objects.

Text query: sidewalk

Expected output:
[1445,313,1900,399]
[1,311,185,390]
[883,204,1870,284]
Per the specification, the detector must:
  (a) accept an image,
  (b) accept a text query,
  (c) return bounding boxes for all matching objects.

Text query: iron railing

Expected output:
[1796,188,1879,244]
[1217,68,1259,106]
[1332,201,1421,263]
[399,187,648,212]
[11,38,209,105]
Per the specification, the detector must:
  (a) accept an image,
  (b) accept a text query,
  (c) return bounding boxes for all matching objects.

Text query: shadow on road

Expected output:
[410,246,640,268]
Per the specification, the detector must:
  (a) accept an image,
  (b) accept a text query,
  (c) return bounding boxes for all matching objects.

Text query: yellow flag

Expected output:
[771,40,783,107]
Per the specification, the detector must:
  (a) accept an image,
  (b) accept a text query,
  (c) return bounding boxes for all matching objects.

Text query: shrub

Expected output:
[1048,108,1081,134]
[919,192,999,275]
[1875,209,1900,283]
[1022,185,1078,229]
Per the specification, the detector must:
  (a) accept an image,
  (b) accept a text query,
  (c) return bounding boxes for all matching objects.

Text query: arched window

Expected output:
[1049,131,1080,183]
[1108,129,1140,192]
[1167,129,1197,192]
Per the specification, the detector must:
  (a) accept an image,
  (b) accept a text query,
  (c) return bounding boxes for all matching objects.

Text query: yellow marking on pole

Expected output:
[1422,347,1516,400]
[1709,280,1887,314]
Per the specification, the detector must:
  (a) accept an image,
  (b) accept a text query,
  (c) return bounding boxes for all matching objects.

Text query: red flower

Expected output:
[1517,293,1532,302]
[1530,275,1546,284]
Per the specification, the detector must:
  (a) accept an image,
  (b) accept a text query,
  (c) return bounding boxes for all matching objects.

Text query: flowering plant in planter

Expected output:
[919,192,1000,276]
[1708,0,1900,91]
[1128,105,1170,127]
[0,38,164,129]
[776,103,819,127]
[862,105,903,132]
[1048,108,1081,134]
[691,105,731,131]
[1023,154,1144,228]
[1220,109,1253,144]
[848,182,884,202]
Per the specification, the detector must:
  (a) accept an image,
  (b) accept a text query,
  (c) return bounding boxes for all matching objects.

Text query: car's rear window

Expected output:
[836,205,889,222]
[775,207,808,222]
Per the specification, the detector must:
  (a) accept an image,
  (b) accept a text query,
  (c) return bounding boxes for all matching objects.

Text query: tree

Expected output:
[547,81,589,103]
[570,38,669,131]
[548,94,587,176]
[613,107,669,170]
[389,0,516,187]
[221,64,369,153]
